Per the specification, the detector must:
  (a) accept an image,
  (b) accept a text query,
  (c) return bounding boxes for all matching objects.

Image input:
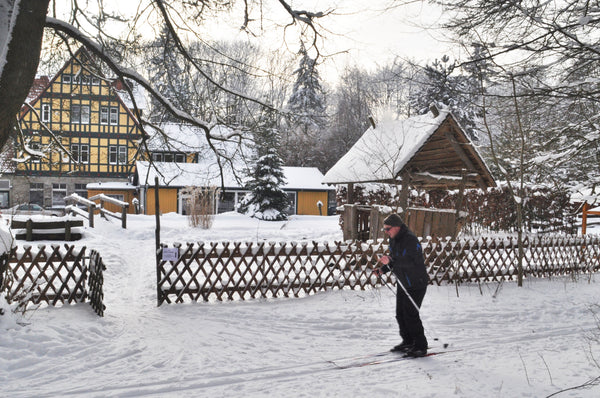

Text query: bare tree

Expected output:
[0,0,331,156]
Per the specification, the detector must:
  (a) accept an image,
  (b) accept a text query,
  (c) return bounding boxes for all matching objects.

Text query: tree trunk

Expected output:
[0,0,50,150]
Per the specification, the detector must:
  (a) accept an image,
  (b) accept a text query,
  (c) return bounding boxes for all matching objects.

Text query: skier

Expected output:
[374,213,429,357]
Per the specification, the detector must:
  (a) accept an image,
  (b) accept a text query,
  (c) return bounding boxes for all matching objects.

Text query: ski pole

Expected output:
[376,271,420,313]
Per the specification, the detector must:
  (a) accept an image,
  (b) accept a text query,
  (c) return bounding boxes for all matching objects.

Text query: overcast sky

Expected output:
[46,0,455,83]
[189,0,456,82]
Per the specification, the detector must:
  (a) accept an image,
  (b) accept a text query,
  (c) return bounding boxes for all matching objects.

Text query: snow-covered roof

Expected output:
[144,123,249,156]
[116,80,148,112]
[281,167,332,190]
[87,181,138,190]
[136,161,330,191]
[323,109,450,184]
[144,123,210,152]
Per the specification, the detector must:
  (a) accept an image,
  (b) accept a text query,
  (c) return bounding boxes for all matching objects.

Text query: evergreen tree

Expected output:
[282,44,327,167]
[409,55,481,141]
[239,126,289,221]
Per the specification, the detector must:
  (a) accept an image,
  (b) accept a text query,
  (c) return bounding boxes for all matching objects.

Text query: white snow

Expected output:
[136,160,329,191]
[322,109,450,184]
[1,212,600,397]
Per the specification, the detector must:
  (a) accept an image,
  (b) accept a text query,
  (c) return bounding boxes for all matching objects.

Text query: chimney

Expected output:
[368,116,376,129]
[429,103,440,117]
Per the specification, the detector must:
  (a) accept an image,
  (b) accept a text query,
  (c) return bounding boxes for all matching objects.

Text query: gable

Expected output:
[16,46,145,177]
[407,116,495,189]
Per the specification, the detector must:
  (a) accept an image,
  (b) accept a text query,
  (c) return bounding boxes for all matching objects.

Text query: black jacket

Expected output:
[381,224,429,290]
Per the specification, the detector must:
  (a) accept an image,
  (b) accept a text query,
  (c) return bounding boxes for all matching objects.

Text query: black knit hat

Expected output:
[383,213,403,227]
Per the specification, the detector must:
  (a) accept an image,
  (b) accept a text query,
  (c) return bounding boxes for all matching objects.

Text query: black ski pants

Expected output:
[395,285,427,350]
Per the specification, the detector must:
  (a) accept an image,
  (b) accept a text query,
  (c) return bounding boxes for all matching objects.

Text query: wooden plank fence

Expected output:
[156,235,600,305]
[3,245,106,316]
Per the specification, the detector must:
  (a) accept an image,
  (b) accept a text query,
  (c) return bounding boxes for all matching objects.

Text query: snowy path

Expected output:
[2,214,600,397]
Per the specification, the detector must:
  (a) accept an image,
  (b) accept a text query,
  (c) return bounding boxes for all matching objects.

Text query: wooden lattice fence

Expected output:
[3,245,106,316]
[157,234,600,305]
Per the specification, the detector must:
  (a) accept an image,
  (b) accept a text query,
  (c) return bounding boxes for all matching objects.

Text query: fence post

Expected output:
[88,203,95,228]
[155,177,162,306]
[121,204,129,229]
[65,220,72,241]
[343,204,357,241]
[26,219,33,241]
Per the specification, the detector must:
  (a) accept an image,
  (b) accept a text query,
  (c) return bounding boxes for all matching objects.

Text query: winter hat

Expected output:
[383,213,403,227]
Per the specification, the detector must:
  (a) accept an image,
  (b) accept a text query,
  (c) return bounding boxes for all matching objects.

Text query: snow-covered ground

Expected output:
[1,212,600,397]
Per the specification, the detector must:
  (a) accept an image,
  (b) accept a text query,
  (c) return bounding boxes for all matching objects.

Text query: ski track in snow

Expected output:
[2,214,600,397]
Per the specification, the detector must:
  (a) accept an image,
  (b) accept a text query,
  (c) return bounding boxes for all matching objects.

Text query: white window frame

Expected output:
[52,183,67,207]
[80,144,89,163]
[63,74,72,83]
[71,144,89,163]
[71,105,81,123]
[109,108,118,125]
[109,146,118,164]
[152,153,163,162]
[118,146,127,164]
[30,183,44,205]
[100,107,109,125]
[81,105,90,124]
[41,104,51,123]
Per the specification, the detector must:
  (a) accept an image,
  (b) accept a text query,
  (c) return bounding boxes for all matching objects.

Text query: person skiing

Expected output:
[374,213,429,357]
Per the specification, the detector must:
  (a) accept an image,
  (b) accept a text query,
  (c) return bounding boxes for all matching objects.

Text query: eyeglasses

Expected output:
[382,227,393,232]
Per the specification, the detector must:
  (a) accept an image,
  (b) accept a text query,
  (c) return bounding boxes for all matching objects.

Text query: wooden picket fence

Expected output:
[156,234,600,305]
[3,245,106,316]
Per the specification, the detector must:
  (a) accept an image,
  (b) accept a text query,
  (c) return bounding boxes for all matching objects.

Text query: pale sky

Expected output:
[47,0,455,83]
[216,0,457,82]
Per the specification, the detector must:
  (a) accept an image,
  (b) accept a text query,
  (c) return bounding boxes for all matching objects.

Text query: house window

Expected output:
[218,192,236,213]
[0,192,8,208]
[285,192,296,215]
[52,183,67,207]
[164,153,173,162]
[41,104,51,123]
[30,140,41,163]
[107,194,124,202]
[152,153,163,162]
[109,108,118,125]
[175,154,185,163]
[91,77,100,85]
[74,183,88,199]
[109,146,127,164]
[71,105,90,124]
[118,146,127,164]
[109,146,117,164]
[71,105,80,123]
[71,144,89,163]
[63,74,72,83]
[81,106,90,124]
[100,107,109,124]
[29,183,44,205]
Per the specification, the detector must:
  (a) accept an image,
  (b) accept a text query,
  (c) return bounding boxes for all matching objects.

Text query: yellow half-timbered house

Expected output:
[10,47,146,210]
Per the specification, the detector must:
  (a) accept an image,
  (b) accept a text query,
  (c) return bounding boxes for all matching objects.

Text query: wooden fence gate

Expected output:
[3,245,106,316]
